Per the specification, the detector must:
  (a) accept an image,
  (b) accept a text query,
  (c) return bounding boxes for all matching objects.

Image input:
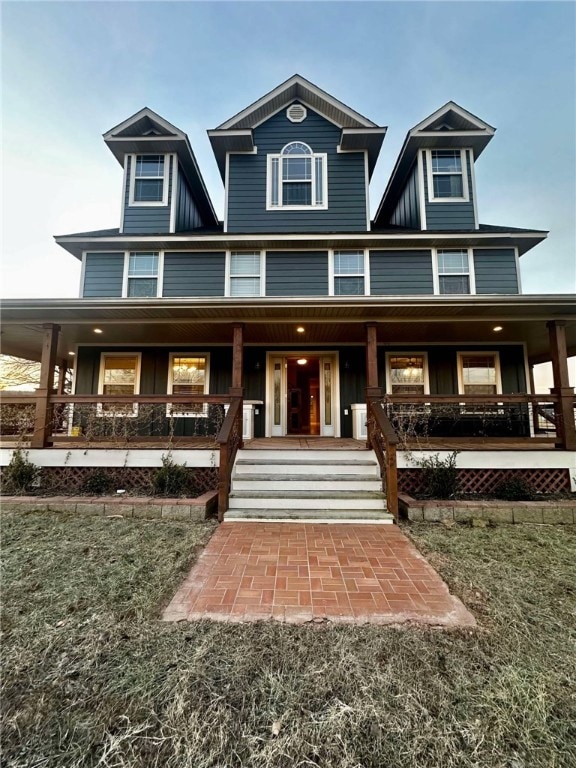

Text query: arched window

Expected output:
[267,142,327,210]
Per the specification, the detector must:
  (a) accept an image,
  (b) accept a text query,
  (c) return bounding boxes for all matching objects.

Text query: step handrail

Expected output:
[367,397,399,522]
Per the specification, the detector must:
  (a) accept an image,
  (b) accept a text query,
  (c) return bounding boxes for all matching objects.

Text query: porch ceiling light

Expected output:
[93,328,103,334]
[493,326,503,332]
[296,326,305,333]
[297,358,308,365]
[68,351,75,356]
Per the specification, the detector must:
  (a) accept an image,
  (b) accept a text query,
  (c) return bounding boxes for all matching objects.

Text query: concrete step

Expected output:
[228,495,386,511]
[234,460,380,476]
[224,508,394,523]
[236,449,374,462]
[232,475,382,491]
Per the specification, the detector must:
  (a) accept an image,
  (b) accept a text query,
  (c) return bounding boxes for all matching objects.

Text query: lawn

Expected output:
[1,511,575,768]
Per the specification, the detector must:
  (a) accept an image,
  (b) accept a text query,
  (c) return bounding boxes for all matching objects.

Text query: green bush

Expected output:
[417,451,460,499]
[2,449,40,494]
[152,455,192,497]
[492,476,536,501]
[81,468,114,496]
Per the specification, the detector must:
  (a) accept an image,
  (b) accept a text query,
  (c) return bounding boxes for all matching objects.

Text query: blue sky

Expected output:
[2,0,575,300]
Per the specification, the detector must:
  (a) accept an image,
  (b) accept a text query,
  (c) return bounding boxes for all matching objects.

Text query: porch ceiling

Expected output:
[1,296,575,364]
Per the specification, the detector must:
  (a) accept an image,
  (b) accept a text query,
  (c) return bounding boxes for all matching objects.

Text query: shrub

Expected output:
[416,451,460,499]
[152,455,192,497]
[493,476,536,501]
[81,468,114,496]
[2,449,40,494]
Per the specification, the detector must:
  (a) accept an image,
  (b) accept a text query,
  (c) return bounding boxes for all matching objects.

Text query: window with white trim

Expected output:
[129,154,168,205]
[127,252,159,297]
[386,354,429,395]
[333,250,365,295]
[427,149,468,201]
[167,354,209,417]
[436,249,471,295]
[267,142,327,210]
[98,353,140,416]
[458,353,501,395]
[228,252,262,297]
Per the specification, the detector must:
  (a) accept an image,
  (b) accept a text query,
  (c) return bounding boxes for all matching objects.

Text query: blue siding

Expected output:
[162,252,226,296]
[266,251,329,296]
[122,155,172,234]
[474,249,519,294]
[390,164,421,229]
[83,253,124,297]
[424,149,476,231]
[176,169,202,232]
[227,108,367,233]
[370,250,433,295]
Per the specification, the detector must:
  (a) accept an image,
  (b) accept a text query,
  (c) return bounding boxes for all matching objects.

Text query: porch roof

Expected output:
[1,295,574,365]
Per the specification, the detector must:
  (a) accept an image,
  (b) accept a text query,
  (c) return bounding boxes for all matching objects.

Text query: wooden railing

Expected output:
[216,394,243,521]
[366,397,399,522]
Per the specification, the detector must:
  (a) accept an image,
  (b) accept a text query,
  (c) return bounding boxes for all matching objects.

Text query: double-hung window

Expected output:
[167,354,209,417]
[126,252,159,297]
[267,142,327,210]
[332,250,366,295]
[387,354,429,395]
[436,249,472,295]
[228,252,262,297]
[458,353,501,395]
[427,149,468,201]
[130,154,167,205]
[98,353,140,416]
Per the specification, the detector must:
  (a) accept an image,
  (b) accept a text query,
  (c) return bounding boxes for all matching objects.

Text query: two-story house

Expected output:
[2,75,575,519]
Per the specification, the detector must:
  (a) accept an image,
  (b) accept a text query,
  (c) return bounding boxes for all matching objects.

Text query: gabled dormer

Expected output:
[103,108,218,234]
[374,102,495,231]
[208,75,387,233]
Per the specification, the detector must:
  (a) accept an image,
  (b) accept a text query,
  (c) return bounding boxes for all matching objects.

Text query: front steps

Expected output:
[225,449,394,523]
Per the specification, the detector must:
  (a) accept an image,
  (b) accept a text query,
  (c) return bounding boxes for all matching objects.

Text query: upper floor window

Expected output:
[228,252,263,297]
[332,250,367,295]
[434,249,474,295]
[426,149,469,202]
[126,252,159,297]
[386,353,429,395]
[267,142,327,210]
[457,352,501,395]
[129,154,168,206]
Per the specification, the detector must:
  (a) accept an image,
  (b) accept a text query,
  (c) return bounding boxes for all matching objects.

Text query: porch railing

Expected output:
[366,397,399,522]
[217,394,244,521]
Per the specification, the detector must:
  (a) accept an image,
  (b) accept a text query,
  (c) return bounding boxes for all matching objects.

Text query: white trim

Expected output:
[417,150,427,230]
[410,101,496,134]
[468,148,479,230]
[363,248,371,296]
[266,146,328,211]
[523,342,532,395]
[169,155,178,234]
[128,153,169,207]
[329,249,369,297]
[104,107,188,141]
[432,247,475,295]
[225,250,265,297]
[167,352,210,418]
[385,351,430,395]
[514,246,523,294]
[121,250,129,296]
[97,351,142,417]
[119,155,128,233]
[0,448,219,468]
[122,251,161,298]
[223,152,230,233]
[456,350,502,395]
[425,148,470,203]
[157,251,164,298]
[79,252,87,298]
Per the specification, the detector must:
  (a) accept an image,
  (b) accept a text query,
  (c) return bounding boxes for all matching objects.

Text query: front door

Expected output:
[268,353,338,437]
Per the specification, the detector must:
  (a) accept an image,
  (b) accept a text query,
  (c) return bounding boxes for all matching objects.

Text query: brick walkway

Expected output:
[163,523,476,627]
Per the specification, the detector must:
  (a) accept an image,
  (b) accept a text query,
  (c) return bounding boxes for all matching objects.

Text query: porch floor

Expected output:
[162,522,476,627]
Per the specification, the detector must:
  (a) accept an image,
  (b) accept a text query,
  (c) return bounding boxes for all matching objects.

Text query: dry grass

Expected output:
[1,510,575,768]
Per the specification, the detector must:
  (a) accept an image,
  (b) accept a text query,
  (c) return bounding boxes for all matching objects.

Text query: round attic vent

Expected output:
[287,104,307,123]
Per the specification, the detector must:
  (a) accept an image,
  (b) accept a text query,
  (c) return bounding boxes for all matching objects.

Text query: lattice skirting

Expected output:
[13,466,220,495]
[398,467,571,496]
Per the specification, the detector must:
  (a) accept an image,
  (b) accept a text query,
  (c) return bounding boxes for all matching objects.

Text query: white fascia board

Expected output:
[410,101,496,134]
[103,107,186,140]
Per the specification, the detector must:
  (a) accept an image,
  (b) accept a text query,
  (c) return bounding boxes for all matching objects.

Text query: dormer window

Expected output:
[426,149,469,202]
[128,154,168,206]
[267,142,327,210]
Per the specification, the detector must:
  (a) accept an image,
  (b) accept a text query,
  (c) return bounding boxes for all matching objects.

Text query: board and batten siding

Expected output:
[226,108,367,233]
[473,249,519,294]
[176,171,202,232]
[122,155,172,234]
[266,251,329,296]
[423,149,476,231]
[82,253,124,297]
[370,250,434,295]
[162,252,226,297]
[390,164,421,229]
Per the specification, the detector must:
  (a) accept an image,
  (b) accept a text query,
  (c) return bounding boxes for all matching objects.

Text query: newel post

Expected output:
[547,320,576,451]
[31,323,60,448]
